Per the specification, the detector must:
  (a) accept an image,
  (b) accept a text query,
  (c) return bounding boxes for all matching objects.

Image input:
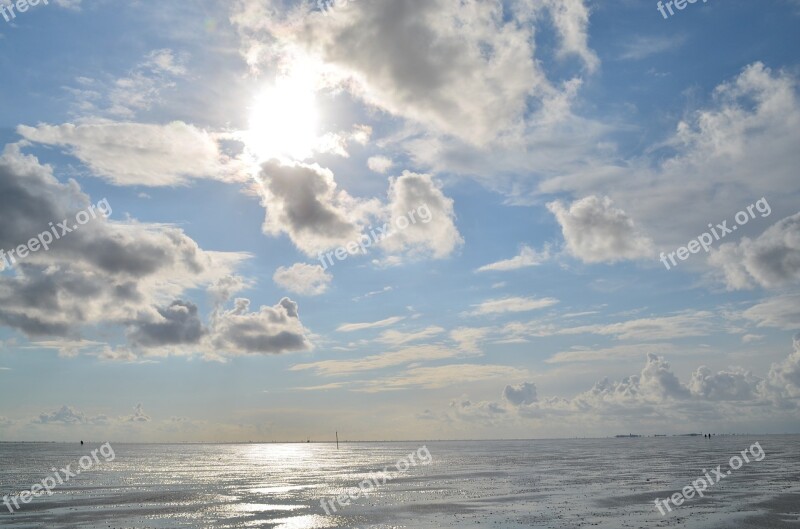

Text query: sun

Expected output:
[246,71,320,161]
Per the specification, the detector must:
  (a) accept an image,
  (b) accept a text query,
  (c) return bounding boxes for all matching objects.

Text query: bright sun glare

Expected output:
[246,71,319,161]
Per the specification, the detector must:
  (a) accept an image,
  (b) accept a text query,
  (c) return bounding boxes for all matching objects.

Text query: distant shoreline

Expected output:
[1,433,798,445]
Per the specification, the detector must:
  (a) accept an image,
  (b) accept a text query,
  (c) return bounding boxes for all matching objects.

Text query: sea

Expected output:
[0,435,798,528]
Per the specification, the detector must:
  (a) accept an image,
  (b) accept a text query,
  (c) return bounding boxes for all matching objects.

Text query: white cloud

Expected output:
[689,367,763,401]
[447,337,800,427]
[546,343,676,364]
[231,0,598,146]
[291,344,465,377]
[536,0,598,69]
[336,316,405,332]
[476,244,551,272]
[273,263,332,296]
[466,296,559,316]
[492,310,715,344]
[547,196,654,264]
[558,311,714,341]
[359,363,530,392]
[709,212,800,290]
[742,294,800,331]
[124,403,152,423]
[377,325,446,346]
[65,49,187,119]
[379,171,463,260]
[538,63,800,269]
[450,327,490,353]
[367,155,393,174]
[18,121,240,187]
[35,405,108,425]
[767,334,800,399]
[618,34,685,61]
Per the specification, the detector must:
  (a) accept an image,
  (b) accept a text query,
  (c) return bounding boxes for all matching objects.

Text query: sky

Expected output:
[0,0,798,442]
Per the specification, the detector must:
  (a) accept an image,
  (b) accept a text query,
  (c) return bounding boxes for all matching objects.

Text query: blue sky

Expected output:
[0,0,798,442]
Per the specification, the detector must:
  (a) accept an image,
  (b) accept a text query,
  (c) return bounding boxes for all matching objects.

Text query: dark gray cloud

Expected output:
[209,298,312,357]
[0,145,245,352]
[129,301,206,348]
[257,160,364,255]
[503,382,538,406]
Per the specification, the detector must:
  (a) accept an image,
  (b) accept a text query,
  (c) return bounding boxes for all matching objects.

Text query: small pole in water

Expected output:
[336,430,339,450]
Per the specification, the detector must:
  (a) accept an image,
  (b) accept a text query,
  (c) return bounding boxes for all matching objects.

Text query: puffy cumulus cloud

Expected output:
[709,212,800,290]
[689,367,763,401]
[0,145,245,342]
[17,121,241,187]
[367,156,393,174]
[540,64,800,262]
[379,171,463,260]
[35,405,108,425]
[0,146,312,361]
[128,301,206,349]
[767,334,800,399]
[125,403,152,423]
[503,382,538,406]
[208,298,312,358]
[477,244,551,272]
[256,159,372,256]
[443,339,800,426]
[450,396,507,421]
[231,0,597,146]
[34,404,154,427]
[273,263,332,296]
[575,354,691,406]
[547,196,654,264]
[255,164,460,264]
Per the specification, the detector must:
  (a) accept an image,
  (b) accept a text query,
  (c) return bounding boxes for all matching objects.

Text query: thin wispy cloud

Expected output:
[465,297,560,317]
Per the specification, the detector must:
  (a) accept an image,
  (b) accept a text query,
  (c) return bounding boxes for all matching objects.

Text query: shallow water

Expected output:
[0,435,798,528]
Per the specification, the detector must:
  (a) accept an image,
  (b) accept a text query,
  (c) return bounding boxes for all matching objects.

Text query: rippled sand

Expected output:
[1,436,798,528]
